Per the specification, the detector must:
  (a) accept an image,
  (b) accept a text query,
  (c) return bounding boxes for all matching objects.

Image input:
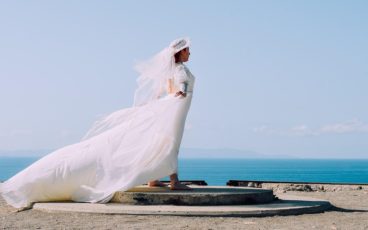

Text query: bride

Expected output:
[0,37,195,209]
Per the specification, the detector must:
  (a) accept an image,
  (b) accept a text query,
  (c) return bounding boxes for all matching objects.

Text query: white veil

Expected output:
[133,37,191,107]
[81,37,191,141]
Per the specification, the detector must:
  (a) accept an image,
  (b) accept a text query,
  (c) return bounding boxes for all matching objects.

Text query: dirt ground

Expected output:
[1,189,368,230]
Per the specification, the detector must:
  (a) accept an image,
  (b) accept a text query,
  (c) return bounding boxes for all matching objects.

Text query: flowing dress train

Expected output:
[0,63,195,208]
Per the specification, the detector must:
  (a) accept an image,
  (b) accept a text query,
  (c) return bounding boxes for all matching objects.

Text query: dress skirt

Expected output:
[0,92,193,208]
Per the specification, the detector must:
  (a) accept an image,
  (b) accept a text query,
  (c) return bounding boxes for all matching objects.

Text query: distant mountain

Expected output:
[0,148,294,159]
[179,147,294,159]
[0,149,53,157]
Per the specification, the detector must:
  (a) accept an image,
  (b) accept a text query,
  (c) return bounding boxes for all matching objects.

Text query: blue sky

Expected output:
[0,1,367,158]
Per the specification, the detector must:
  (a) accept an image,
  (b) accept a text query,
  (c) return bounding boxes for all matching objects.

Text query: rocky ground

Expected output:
[1,184,368,230]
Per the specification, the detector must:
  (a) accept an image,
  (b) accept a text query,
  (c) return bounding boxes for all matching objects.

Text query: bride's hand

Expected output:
[175,91,186,97]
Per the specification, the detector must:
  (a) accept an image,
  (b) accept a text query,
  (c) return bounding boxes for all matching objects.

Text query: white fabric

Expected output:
[133,37,190,107]
[174,64,194,93]
[0,63,195,209]
[179,82,187,93]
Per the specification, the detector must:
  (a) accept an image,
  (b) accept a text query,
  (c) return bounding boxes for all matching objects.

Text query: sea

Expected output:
[1,157,368,185]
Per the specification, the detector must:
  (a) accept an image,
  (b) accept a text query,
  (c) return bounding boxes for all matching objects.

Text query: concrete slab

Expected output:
[112,186,275,205]
[32,184,332,217]
[33,195,331,217]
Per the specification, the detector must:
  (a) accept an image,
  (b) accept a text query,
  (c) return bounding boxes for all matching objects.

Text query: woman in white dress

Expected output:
[0,37,195,209]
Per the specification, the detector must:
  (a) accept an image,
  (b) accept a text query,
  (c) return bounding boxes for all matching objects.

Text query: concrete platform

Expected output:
[32,186,332,217]
[33,195,331,217]
[112,186,275,205]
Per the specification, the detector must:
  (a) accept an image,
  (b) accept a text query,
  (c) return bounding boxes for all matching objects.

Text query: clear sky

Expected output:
[0,1,367,158]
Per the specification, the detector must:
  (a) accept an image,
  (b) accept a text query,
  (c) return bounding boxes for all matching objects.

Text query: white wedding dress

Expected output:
[0,62,195,209]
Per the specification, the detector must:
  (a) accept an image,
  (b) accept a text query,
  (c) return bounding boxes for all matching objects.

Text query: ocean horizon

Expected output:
[1,157,368,185]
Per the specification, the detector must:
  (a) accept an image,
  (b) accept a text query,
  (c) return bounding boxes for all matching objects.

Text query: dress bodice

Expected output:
[173,63,195,93]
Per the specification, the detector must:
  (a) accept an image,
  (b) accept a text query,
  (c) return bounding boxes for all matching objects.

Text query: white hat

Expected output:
[169,37,191,53]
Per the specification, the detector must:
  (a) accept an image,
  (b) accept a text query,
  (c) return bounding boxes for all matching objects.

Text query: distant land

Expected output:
[0,148,294,159]
[179,148,294,159]
[0,149,52,157]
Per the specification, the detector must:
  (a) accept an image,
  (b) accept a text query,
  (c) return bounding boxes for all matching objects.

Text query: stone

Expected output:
[247,182,255,187]
[32,194,332,217]
[111,186,275,206]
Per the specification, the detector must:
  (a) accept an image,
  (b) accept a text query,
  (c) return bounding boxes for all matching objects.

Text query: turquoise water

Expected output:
[1,157,368,185]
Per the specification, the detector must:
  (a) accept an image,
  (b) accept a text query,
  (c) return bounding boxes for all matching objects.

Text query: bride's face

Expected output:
[181,47,190,62]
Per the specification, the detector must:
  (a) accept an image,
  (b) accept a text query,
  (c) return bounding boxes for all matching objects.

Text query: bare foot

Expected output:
[170,182,193,190]
[148,180,168,187]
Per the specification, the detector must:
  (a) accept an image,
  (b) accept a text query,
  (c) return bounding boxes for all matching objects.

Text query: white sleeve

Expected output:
[179,82,188,93]
[175,65,189,93]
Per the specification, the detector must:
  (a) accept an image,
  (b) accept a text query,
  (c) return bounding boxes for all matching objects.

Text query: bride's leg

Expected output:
[169,173,192,190]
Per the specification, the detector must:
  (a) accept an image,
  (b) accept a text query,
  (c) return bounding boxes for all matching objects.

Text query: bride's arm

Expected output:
[174,65,189,98]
